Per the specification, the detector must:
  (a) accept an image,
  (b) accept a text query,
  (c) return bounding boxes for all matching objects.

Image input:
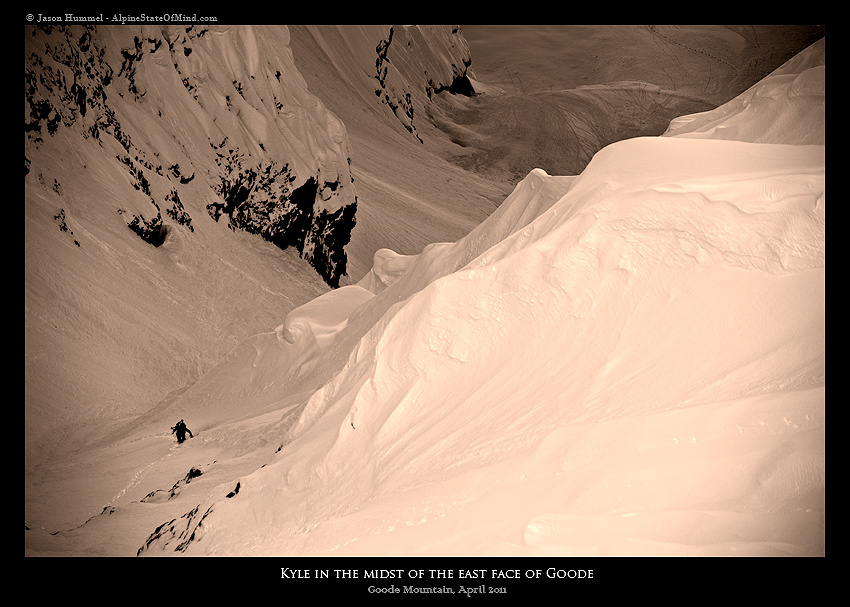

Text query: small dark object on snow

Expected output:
[171,419,194,444]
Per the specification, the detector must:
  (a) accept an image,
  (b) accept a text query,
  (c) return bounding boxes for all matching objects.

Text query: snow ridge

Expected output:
[138,39,824,556]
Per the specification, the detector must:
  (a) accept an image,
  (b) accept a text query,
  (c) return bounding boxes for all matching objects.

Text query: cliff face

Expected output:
[25,24,357,286]
[283,25,474,146]
[283,25,505,283]
[371,25,474,142]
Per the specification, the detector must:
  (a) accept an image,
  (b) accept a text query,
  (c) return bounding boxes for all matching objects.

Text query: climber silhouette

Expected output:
[171,419,194,444]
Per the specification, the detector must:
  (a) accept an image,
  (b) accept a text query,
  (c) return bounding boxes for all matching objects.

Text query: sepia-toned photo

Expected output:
[25,21,825,571]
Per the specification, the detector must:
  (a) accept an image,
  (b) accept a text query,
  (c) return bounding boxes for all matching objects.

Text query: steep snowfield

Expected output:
[134,39,824,556]
[24,25,499,469]
[25,34,824,558]
[285,25,514,281]
[24,24,356,465]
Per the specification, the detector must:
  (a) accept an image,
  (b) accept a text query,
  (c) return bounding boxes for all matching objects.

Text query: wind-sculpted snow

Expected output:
[139,40,824,556]
[665,38,825,145]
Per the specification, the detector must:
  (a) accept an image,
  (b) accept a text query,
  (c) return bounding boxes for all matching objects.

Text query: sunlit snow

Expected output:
[25,29,824,558]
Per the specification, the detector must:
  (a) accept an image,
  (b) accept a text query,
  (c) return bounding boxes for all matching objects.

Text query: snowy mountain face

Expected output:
[24,24,474,465]
[25,25,356,285]
[143,38,826,557]
[25,27,824,558]
[24,25,357,463]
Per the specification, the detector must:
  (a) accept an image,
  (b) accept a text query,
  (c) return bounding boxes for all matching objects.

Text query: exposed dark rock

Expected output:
[26,25,356,286]
[125,211,167,247]
[136,503,214,554]
[305,198,357,288]
[141,466,204,503]
[207,142,352,287]
[429,65,475,98]
[54,208,80,246]
[375,27,394,89]
[168,163,194,184]
[118,35,162,101]
[374,27,422,143]
[165,188,193,231]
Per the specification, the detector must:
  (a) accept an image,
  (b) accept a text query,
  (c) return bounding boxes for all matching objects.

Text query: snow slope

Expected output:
[285,25,514,281]
[128,38,823,556]
[25,33,824,558]
[24,25,504,468]
[24,24,357,465]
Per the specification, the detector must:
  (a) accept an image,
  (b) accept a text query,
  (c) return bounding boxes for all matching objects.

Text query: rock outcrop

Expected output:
[25,24,357,286]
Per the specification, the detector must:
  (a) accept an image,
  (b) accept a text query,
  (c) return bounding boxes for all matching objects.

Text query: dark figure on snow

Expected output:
[172,419,194,444]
